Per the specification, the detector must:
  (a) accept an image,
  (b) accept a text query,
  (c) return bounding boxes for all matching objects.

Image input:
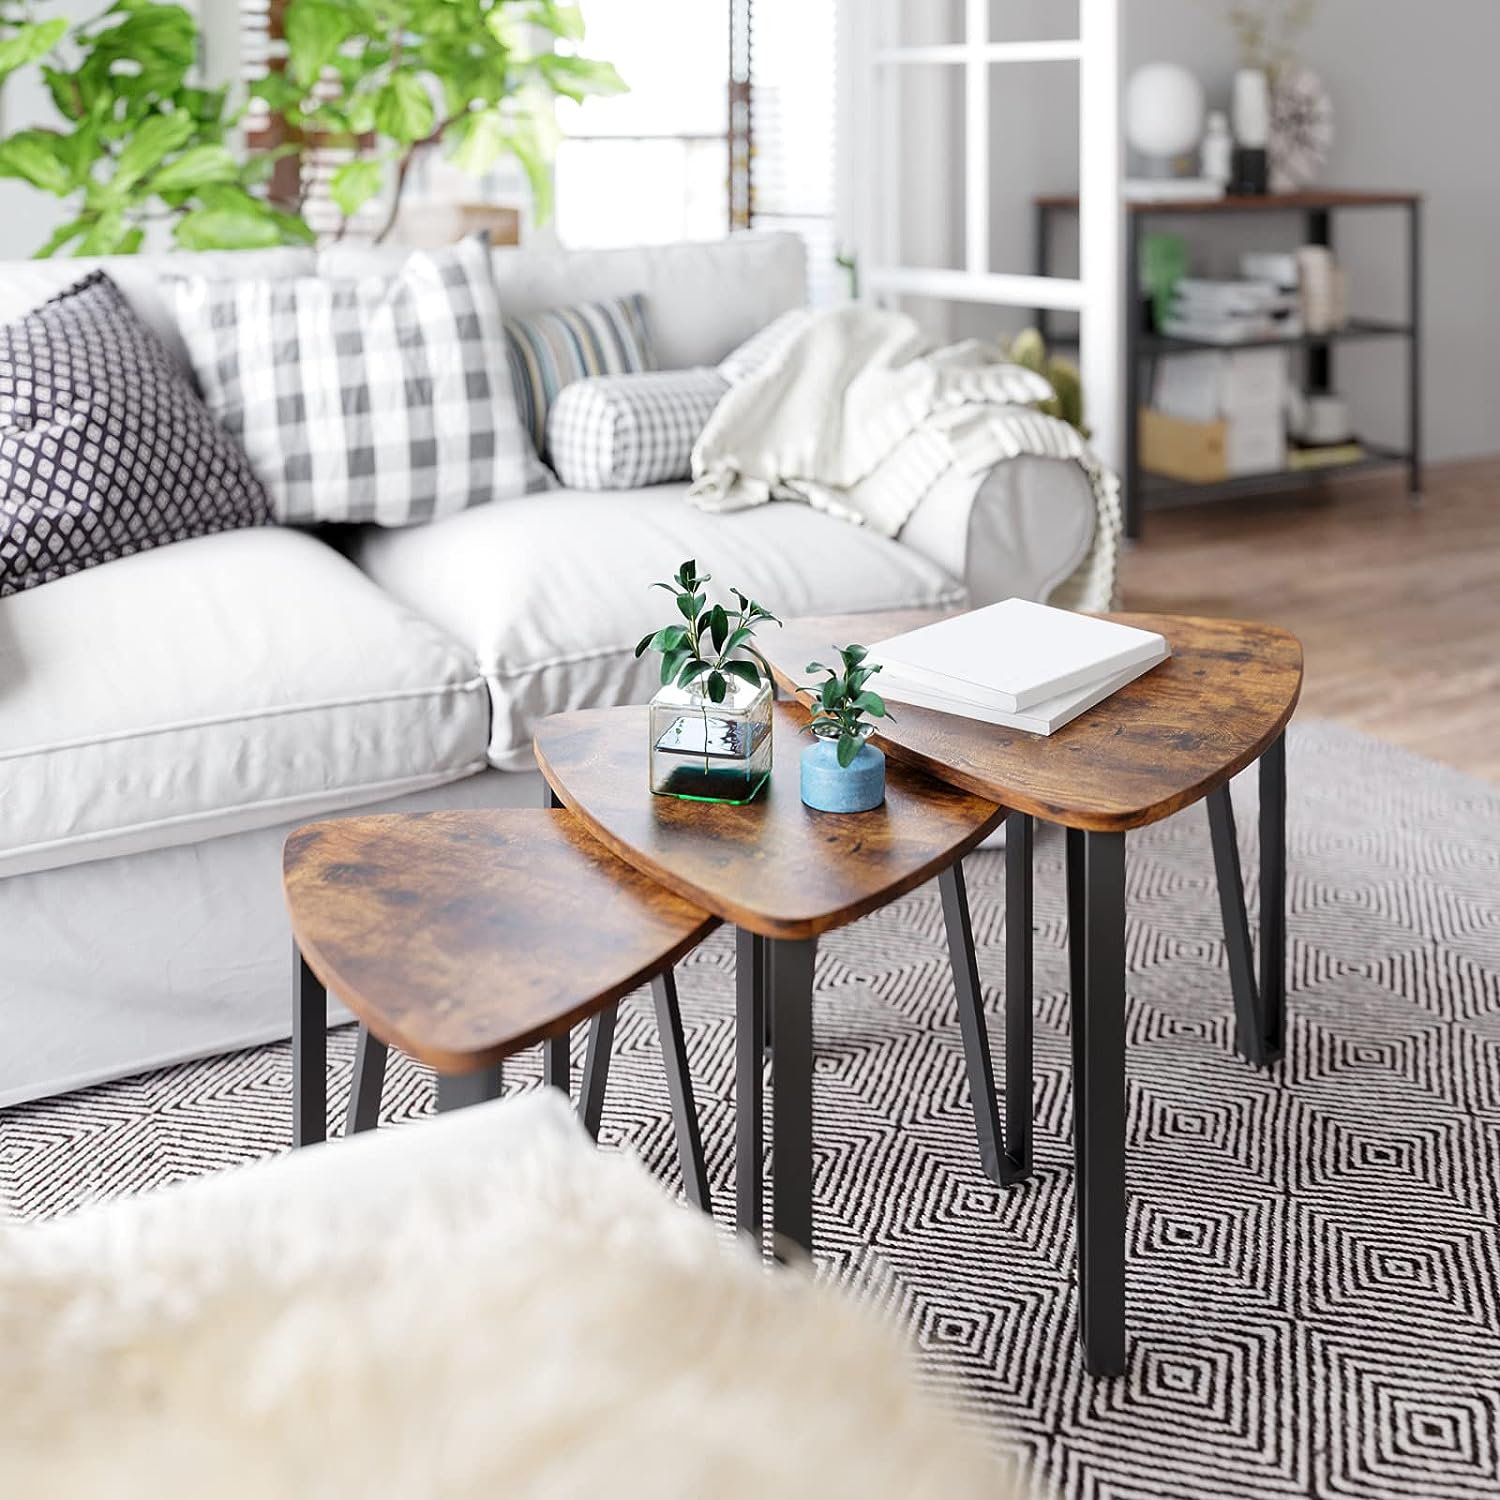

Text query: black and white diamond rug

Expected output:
[2,721,1498,1499]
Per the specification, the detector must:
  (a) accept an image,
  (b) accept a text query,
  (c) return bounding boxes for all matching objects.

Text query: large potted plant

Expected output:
[634,560,780,805]
[798,646,892,814]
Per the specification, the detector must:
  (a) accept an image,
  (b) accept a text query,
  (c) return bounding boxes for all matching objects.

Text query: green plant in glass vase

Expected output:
[635,560,781,805]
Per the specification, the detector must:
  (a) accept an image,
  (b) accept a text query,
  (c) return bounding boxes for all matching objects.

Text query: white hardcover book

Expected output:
[870,599,1168,714]
[879,648,1169,736]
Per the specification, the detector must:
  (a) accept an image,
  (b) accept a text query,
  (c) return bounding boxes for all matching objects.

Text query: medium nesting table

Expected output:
[283,808,720,1204]
[763,610,1304,1374]
[534,700,1005,1262]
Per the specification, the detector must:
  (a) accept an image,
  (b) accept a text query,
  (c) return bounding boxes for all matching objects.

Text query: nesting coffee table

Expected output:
[762,610,1304,1374]
[534,700,1005,1260]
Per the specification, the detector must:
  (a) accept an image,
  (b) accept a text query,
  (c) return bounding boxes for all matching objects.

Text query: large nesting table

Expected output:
[762,610,1304,1374]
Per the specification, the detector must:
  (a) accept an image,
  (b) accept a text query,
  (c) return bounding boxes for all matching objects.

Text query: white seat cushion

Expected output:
[0,529,490,878]
[346,486,965,770]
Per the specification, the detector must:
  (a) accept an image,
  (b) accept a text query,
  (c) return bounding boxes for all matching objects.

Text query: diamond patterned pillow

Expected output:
[0,273,271,598]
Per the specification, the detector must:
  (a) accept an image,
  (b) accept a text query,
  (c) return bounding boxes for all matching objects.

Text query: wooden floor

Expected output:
[1121,456,1500,784]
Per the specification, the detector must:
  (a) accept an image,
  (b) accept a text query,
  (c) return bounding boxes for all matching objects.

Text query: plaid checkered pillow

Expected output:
[172,237,545,526]
[547,368,728,490]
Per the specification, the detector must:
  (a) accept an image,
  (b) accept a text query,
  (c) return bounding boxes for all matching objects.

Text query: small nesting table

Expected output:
[283,808,720,1205]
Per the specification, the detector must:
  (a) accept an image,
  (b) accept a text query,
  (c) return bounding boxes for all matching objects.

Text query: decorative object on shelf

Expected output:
[1231,68,1272,194]
[1003,329,1089,437]
[635,560,780,805]
[1139,233,1189,332]
[1295,243,1347,333]
[798,646,890,814]
[1227,0,1319,87]
[1200,110,1234,190]
[1124,63,1223,202]
[1269,67,1335,191]
[1288,389,1352,446]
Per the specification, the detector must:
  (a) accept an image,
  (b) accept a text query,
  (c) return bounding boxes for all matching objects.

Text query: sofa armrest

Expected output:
[898,455,1121,613]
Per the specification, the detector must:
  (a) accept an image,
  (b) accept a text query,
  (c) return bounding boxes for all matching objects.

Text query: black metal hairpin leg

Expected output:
[1005,811,1035,1179]
[1206,734,1286,1069]
[767,935,818,1264]
[1260,735,1287,1061]
[651,969,714,1214]
[543,1030,570,1093]
[941,860,1008,1186]
[436,1065,503,1113]
[346,1025,388,1135]
[1067,828,1128,1377]
[292,942,327,1148]
[735,927,767,1245]
[578,1002,617,1139]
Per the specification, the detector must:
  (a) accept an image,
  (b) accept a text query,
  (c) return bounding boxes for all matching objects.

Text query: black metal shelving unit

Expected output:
[1033,191,1423,540]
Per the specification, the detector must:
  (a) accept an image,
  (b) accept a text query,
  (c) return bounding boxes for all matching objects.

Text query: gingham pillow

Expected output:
[505,294,656,464]
[172,236,545,526]
[546,368,728,491]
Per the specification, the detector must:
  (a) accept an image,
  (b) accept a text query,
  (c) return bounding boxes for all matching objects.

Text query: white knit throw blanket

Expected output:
[690,306,1122,578]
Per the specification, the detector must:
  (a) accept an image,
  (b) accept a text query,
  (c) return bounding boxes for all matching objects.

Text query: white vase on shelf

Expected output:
[1232,69,1271,148]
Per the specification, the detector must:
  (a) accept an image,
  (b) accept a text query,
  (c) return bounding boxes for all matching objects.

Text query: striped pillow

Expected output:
[505,294,656,463]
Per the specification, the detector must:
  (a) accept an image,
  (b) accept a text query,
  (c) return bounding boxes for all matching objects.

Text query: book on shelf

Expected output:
[868,600,1171,736]
[1287,441,1365,470]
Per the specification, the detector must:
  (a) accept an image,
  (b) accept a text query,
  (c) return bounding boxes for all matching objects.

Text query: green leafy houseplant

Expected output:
[801,645,892,768]
[262,0,625,240]
[0,0,623,256]
[634,559,780,707]
[0,0,311,256]
[1005,328,1089,439]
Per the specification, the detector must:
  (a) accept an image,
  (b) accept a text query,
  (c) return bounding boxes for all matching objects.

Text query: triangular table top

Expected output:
[761,610,1304,833]
[283,809,717,1072]
[534,702,1004,940]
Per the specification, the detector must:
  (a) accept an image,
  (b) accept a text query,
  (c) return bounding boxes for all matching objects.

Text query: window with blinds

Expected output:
[237,0,839,277]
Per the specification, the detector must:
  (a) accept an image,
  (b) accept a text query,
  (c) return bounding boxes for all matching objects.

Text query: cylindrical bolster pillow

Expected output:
[546,368,729,490]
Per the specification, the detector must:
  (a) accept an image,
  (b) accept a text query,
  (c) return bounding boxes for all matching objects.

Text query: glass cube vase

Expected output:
[648,675,773,804]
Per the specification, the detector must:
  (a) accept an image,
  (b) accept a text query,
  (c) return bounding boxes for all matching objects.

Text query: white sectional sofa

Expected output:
[0,233,1110,1106]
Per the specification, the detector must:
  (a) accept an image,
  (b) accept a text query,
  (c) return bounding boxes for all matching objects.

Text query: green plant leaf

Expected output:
[285,0,350,88]
[804,660,830,674]
[447,109,508,177]
[836,733,860,769]
[375,72,436,145]
[660,649,689,686]
[0,18,67,86]
[113,110,197,191]
[819,679,840,708]
[148,142,239,194]
[0,129,77,195]
[706,671,727,704]
[173,202,287,250]
[33,216,89,259]
[329,157,384,218]
[724,660,761,687]
[708,604,729,654]
[855,691,887,717]
[75,208,129,256]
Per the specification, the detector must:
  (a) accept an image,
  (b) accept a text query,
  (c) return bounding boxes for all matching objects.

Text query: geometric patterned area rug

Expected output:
[2,720,1498,1499]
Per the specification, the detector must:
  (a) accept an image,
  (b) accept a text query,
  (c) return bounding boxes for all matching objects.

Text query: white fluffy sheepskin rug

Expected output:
[0,1091,1013,1499]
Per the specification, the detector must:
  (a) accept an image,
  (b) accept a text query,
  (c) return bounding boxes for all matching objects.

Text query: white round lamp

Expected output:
[1125,63,1206,168]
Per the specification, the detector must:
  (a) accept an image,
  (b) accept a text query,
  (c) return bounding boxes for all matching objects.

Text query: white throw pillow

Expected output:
[172,236,547,526]
[546,367,728,490]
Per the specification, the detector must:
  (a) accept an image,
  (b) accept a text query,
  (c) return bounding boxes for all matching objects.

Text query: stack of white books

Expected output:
[1161,278,1302,345]
[869,600,1171,736]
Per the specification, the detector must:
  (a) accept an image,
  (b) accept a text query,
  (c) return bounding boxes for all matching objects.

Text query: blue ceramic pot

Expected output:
[800,736,886,813]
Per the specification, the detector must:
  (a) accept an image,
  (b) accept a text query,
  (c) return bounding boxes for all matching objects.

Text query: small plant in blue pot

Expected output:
[799,645,892,814]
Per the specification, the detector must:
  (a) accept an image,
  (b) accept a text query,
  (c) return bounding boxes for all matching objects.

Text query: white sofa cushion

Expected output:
[322,232,808,371]
[0,249,318,379]
[345,486,965,770]
[0,528,490,879]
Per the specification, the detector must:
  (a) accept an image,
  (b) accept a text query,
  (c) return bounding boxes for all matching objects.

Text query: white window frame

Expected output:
[845,0,1123,467]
